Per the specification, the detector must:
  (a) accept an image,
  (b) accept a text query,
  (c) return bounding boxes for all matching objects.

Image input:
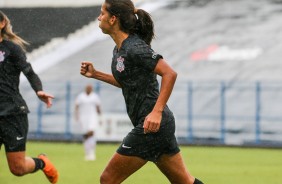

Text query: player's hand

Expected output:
[80,61,96,78]
[143,110,162,134]
[37,91,54,108]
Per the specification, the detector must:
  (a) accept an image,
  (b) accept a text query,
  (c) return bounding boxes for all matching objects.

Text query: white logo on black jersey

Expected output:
[0,51,5,62]
[116,56,125,72]
[122,144,131,149]
[152,52,158,59]
[16,136,24,140]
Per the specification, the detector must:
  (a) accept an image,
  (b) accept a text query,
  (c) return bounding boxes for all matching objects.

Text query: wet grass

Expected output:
[0,142,281,184]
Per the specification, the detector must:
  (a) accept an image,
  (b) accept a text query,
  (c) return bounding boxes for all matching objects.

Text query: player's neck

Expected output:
[111,31,129,50]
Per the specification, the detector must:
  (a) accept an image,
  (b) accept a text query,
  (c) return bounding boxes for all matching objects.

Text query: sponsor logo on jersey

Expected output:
[0,51,5,62]
[116,56,125,72]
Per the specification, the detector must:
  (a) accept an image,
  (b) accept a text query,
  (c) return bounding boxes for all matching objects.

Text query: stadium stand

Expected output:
[2,7,101,52]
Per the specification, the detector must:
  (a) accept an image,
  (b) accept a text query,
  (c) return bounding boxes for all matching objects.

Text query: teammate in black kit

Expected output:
[0,11,58,183]
[80,0,204,184]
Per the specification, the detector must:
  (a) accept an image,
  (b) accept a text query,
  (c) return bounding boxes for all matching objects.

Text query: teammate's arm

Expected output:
[22,64,54,108]
[13,46,54,108]
[80,61,121,88]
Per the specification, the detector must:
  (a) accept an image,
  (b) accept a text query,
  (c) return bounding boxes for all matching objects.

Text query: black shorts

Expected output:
[117,116,180,162]
[0,114,28,152]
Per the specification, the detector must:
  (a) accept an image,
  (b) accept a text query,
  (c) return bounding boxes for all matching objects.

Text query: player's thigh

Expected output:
[155,152,195,184]
[101,152,147,183]
[0,114,28,153]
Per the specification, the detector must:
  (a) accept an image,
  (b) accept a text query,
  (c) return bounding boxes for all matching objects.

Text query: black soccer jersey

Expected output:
[0,40,42,115]
[111,34,172,128]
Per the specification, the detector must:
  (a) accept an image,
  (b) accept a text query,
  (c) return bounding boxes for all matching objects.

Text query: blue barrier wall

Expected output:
[21,81,282,146]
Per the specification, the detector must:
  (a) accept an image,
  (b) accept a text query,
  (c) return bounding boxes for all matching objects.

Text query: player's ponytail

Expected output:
[105,0,155,45]
[134,9,155,45]
[0,11,29,51]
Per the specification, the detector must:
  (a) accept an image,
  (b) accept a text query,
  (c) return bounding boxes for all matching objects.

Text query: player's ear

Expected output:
[109,15,117,25]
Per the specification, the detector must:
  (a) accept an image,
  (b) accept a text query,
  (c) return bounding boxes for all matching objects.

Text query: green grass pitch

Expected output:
[0,142,281,184]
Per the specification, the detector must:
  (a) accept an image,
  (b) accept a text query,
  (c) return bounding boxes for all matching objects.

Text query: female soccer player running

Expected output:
[0,11,58,183]
[80,0,204,183]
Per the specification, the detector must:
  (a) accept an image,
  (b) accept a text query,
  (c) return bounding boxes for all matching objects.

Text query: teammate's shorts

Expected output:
[0,114,28,152]
[117,115,180,162]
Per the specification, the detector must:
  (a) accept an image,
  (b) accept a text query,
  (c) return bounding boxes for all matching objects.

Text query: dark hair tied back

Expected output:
[105,0,155,45]
[134,9,155,45]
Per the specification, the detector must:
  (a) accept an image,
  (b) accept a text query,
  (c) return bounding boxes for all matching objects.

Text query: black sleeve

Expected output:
[11,44,43,92]
[22,63,43,92]
[129,43,163,71]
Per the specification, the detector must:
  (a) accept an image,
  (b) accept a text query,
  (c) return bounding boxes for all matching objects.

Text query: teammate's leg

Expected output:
[3,114,58,183]
[6,151,37,175]
[6,151,58,183]
[100,152,147,184]
[155,152,200,184]
[3,114,40,175]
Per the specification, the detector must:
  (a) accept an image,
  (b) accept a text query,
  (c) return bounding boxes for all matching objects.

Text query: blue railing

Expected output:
[22,81,282,146]
[183,81,282,146]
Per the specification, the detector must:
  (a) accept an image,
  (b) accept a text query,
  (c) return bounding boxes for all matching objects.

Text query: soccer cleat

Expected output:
[38,154,59,184]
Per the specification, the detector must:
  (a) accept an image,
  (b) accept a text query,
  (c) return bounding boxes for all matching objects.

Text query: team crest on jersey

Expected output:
[0,51,5,62]
[116,56,125,72]
[152,51,158,59]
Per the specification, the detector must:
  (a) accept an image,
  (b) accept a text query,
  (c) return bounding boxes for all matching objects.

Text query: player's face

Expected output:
[85,85,92,94]
[98,3,115,34]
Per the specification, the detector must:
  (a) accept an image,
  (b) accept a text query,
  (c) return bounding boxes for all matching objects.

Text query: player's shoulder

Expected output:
[76,92,85,99]
[125,34,149,54]
[2,39,18,48]
[89,92,100,98]
[2,39,24,53]
[127,34,146,46]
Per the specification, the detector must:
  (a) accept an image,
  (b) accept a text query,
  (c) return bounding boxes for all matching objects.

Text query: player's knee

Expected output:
[100,171,114,184]
[100,172,108,184]
[9,165,26,176]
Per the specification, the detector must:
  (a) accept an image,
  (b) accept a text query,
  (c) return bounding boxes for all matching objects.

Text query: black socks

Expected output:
[194,178,204,184]
[32,158,45,173]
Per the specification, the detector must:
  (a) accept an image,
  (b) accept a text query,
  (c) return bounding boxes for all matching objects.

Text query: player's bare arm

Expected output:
[80,61,121,88]
[143,59,177,134]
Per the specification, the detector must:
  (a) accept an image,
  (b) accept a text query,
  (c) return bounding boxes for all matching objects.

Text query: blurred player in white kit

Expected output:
[75,84,102,161]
